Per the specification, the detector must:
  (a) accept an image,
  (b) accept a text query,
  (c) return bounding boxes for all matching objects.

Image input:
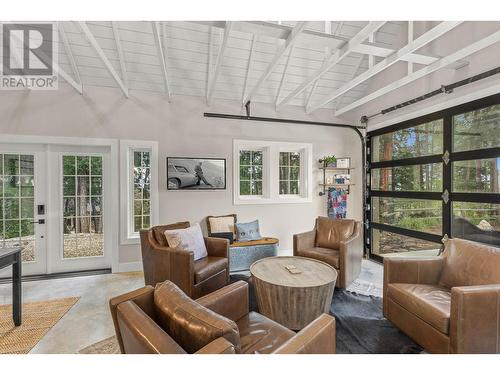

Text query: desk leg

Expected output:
[13,253,22,326]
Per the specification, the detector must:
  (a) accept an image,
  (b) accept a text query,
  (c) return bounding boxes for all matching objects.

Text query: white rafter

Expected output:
[152,21,172,101]
[77,21,129,98]
[274,44,295,107]
[307,21,463,113]
[111,21,128,90]
[242,34,257,105]
[407,21,414,74]
[206,26,215,102]
[59,22,81,86]
[276,22,386,110]
[243,21,308,104]
[305,47,330,108]
[207,22,233,105]
[335,29,500,116]
[334,54,365,110]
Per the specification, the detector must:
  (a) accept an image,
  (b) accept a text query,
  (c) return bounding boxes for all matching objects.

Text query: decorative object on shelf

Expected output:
[334,174,351,184]
[327,187,348,219]
[167,157,226,190]
[320,155,337,167]
[336,157,351,169]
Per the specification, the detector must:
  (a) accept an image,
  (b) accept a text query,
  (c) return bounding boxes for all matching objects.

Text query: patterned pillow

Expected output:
[208,215,236,234]
[164,223,207,261]
[235,220,261,242]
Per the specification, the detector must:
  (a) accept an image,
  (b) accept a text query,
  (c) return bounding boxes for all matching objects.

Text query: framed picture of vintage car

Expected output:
[167,157,226,190]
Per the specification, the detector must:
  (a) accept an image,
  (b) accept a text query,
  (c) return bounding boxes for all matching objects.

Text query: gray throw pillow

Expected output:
[235,220,261,242]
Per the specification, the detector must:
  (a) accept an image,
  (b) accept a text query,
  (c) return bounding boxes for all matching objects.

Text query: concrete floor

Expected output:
[0,260,383,354]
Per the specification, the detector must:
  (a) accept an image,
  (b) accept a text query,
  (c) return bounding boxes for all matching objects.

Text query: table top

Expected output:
[0,247,22,259]
[250,256,337,288]
[230,237,279,248]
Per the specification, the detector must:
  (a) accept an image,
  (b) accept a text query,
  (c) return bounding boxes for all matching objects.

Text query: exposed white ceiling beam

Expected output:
[274,44,296,108]
[111,21,129,90]
[242,34,257,105]
[307,21,463,113]
[77,21,129,98]
[206,26,214,102]
[334,55,366,110]
[276,21,386,110]
[407,21,414,74]
[334,29,500,116]
[207,22,232,105]
[305,47,330,108]
[152,21,172,101]
[368,33,375,69]
[244,21,308,104]
[59,22,81,86]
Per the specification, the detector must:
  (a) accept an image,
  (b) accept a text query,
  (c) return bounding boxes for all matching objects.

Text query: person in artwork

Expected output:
[194,161,212,186]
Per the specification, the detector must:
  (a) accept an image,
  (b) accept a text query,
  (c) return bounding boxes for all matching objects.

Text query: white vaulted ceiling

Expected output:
[51,21,500,115]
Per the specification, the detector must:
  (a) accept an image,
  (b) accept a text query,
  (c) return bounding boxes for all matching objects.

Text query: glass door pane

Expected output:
[0,154,36,263]
[62,155,103,258]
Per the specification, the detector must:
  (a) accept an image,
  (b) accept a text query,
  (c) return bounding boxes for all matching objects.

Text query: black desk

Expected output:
[0,247,22,326]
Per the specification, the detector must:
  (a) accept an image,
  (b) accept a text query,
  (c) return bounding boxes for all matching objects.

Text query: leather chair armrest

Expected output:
[117,301,185,354]
[273,314,336,354]
[293,230,316,255]
[205,236,229,258]
[196,281,249,322]
[450,284,500,353]
[195,337,236,354]
[109,286,155,354]
[338,222,363,288]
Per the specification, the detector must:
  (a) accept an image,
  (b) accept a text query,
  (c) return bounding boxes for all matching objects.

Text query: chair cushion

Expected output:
[236,312,295,354]
[194,256,228,284]
[153,281,240,353]
[152,222,190,246]
[439,238,500,288]
[297,247,339,268]
[315,217,355,250]
[387,283,451,334]
[164,223,207,261]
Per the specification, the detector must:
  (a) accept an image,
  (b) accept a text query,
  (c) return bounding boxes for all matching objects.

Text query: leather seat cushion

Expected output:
[194,256,228,283]
[154,281,240,353]
[236,312,295,354]
[387,283,451,334]
[297,247,339,268]
[315,217,355,249]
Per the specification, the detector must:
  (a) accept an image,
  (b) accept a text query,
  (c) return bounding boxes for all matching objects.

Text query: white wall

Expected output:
[0,85,363,265]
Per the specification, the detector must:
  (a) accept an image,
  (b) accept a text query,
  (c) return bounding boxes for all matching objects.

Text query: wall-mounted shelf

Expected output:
[318,157,354,196]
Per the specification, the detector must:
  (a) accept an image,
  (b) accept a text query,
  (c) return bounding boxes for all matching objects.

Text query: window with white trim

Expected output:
[120,140,159,244]
[234,140,312,205]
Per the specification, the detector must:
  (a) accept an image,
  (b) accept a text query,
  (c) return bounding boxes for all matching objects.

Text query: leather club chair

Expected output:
[110,280,336,354]
[140,221,229,299]
[384,238,500,353]
[293,217,363,288]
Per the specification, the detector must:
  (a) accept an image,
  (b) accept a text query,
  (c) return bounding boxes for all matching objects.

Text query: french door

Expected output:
[0,143,112,276]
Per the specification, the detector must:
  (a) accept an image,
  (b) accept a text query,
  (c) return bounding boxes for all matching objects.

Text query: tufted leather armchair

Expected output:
[384,238,500,353]
[110,280,336,354]
[293,217,363,288]
[140,222,229,299]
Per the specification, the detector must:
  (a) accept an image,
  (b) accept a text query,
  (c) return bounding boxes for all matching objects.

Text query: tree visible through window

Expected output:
[279,152,300,195]
[133,151,151,232]
[239,150,262,196]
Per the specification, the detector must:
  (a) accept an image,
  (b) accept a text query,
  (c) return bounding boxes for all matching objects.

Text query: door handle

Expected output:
[31,219,45,224]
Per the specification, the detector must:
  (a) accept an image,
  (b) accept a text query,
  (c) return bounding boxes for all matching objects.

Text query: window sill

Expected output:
[120,234,140,245]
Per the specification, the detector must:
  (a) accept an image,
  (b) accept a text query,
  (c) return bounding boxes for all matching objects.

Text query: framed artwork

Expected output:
[167,157,226,190]
[336,157,351,169]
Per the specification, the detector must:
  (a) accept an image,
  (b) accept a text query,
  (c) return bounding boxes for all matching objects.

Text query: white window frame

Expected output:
[120,140,159,244]
[233,139,312,205]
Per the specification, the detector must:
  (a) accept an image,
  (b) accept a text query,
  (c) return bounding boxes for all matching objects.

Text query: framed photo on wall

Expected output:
[167,157,226,190]
[336,157,351,169]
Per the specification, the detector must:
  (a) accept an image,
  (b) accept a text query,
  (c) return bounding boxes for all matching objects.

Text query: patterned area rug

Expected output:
[79,336,120,354]
[0,297,79,354]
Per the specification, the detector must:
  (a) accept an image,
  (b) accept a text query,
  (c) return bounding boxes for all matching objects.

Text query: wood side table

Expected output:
[0,247,22,326]
[250,256,337,330]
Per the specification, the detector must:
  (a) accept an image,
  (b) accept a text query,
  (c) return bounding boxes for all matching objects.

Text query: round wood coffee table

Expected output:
[250,256,337,330]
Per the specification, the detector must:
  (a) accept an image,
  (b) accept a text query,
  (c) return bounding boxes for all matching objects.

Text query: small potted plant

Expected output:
[321,155,337,167]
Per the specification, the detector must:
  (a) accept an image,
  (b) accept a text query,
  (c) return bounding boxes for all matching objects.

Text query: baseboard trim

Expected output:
[118,261,143,273]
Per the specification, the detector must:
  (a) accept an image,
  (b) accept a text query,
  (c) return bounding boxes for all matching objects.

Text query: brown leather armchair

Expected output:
[384,238,500,353]
[293,217,363,288]
[110,280,336,354]
[140,221,229,299]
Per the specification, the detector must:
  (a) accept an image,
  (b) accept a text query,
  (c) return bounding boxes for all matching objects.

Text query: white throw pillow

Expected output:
[164,223,208,261]
[209,216,236,234]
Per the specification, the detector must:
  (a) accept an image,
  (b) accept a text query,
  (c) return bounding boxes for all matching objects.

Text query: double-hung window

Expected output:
[234,140,312,204]
[120,140,159,244]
